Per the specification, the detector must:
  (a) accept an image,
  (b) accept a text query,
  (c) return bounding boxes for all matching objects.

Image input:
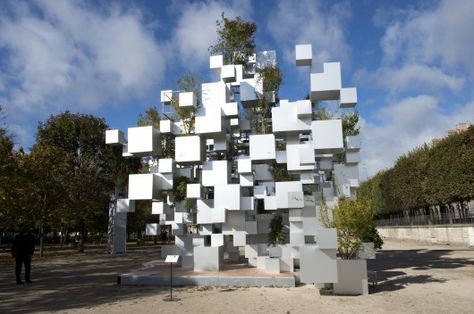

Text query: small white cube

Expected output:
[295,44,312,66]
[221,65,236,82]
[127,126,160,155]
[116,198,135,213]
[160,119,172,133]
[146,223,159,236]
[238,158,252,174]
[340,87,357,108]
[186,183,201,198]
[179,91,197,108]
[105,129,125,145]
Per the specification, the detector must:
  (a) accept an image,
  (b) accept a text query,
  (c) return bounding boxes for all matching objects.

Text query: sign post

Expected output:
[164,255,180,302]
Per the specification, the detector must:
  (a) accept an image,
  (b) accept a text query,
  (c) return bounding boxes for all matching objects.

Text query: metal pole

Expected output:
[170,262,173,301]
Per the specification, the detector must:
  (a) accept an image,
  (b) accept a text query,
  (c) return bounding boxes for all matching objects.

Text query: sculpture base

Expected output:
[119,260,296,287]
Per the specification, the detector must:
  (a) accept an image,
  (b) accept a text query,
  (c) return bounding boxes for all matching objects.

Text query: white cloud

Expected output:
[170,0,251,69]
[0,0,166,141]
[354,64,465,95]
[267,0,351,65]
[361,95,474,177]
[381,0,474,75]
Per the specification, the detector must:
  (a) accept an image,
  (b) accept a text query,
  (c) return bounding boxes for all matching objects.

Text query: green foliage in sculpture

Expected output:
[173,176,189,202]
[209,13,257,65]
[271,163,298,182]
[172,71,202,135]
[268,214,285,246]
[137,106,175,158]
[253,65,283,134]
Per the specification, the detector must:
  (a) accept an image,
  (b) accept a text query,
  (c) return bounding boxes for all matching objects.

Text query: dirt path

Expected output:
[1,240,473,313]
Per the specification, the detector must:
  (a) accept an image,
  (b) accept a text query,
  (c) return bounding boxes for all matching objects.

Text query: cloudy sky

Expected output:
[1,0,473,178]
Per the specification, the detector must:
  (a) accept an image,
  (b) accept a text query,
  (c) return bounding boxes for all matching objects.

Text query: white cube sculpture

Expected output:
[106,43,369,289]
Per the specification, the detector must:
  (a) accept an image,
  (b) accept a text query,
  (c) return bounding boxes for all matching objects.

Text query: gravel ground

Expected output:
[1,240,473,314]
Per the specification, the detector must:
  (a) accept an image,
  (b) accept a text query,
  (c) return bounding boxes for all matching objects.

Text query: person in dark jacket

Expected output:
[12,226,35,284]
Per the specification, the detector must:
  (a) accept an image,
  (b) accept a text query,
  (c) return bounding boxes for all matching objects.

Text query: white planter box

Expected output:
[334,259,369,295]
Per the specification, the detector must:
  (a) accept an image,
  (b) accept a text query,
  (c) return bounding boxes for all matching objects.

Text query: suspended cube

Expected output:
[175,135,204,163]
[105,129,125,146]
[158,158,174,173]
[128,174,160,200]
[310,62,342,101]
[127,126,160,155]
[340,87,357,108]
[186,183,202,199]
[221,65,236,82]
[295,44,312,66]
[249,134,276,161]
[179,91,197,108]
[311,120,343,153]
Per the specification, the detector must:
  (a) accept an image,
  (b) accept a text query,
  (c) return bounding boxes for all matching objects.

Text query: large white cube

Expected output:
[127,126,160,155]
[105,129,125,146]
[202,160,230,187]
[316,228,337,249]
[310,62,341,101]
[128,174,160,200]
[264,257,281,274]
[275,181,303,209]
[311,120,343,153]
[249,134,276,161]
[215,184,240,210]
[300,246,337,284]
[334,259,368,295]
[295,44,312,66]
[175,135,203,163]
[194,246,223,272]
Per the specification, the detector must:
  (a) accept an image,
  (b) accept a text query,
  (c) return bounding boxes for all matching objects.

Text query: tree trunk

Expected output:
[78,216,85,253]
[39,219,44,257]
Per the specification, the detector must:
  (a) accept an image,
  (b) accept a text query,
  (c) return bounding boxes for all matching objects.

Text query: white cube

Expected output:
[310,62,342,101]
[158,158,174,173]
[265,257,281,274]
[210,55,223,72]
[221,102,238,117]
[221,64,236,82]
[295,44,312,66]
[249,134,276,161]
[300,246,337,284]
[186,183,201,199]
[211,234,224,247]
[160,119,172,133]
[161,90,176,103]
[340,87,357,108]
[128,174,160,200]
[179,91,197,108]
[146,223,159,236]
[275,181,303,209]
[316,228,337,249]
[239,174,254,187]
[202,160,230,187]
[175,135,203,163]
[346,135,361,150]
[152,201,167,215]
[127,126,160,155]
[311,120,343,153]
[238,158,252,174]
[215,184,240,210]
[105,129,125,145]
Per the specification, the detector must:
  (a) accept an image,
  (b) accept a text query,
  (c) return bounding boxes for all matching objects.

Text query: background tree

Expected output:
[35,112,131,252]
[209,13,257,65]
[172,71,202,135]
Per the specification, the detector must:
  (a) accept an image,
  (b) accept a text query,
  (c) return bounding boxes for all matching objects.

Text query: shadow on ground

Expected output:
[368,249,474,293]
[0,246,164,313]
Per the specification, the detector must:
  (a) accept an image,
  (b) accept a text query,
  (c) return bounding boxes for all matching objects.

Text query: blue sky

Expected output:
[1,0,473,178]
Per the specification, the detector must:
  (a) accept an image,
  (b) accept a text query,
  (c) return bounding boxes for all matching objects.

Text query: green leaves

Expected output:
[268,214,285,246]
[209,13,257,65]
[359,125,474,217]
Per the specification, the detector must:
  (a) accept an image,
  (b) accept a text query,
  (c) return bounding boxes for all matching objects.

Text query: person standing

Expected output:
[12,226,35,284]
